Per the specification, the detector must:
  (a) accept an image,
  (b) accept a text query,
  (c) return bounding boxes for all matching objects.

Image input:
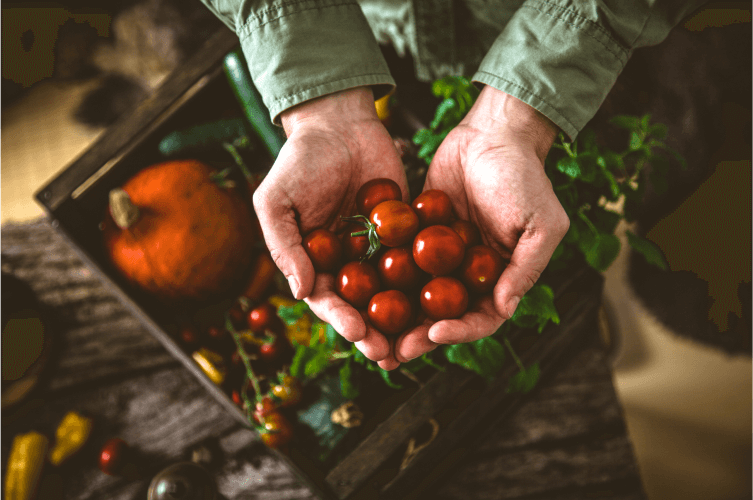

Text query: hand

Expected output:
[390,85,570,366]
[252,87,407,363]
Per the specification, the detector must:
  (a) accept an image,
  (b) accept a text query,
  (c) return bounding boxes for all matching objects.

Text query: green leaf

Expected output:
[377,368,403,389]
[629,131,644,151]
[291,344,315,379]
[576,153,599,183]
[430,98,457,130]
[304,349,330,379]
[556,156,580,178]
[609,115,640,130]
[648,123,668,140]
[443,337,506,379]
[339,358,359,399]
[412,128,432,145]
[640,114,652,132]
[589,206,622,234]
[626,230,669,271]
[583,233,621,272]
[277,301,311,326]
[417,131,447,162]
[507,362,541,394]
[510,284,559,333]
[578,128,598,153]
[324,323,337,348]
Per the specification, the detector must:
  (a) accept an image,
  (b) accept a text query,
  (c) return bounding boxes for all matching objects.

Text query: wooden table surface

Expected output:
[1,219,647,500]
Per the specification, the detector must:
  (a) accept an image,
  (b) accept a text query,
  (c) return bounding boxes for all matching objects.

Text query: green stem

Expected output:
[223,142,253,180]
[330,351,353,360]
[503,336,526,372]
[225,315,263,400]
[577,211,599,236]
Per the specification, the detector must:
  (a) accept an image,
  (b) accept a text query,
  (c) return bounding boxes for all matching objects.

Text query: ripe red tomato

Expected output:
[413,225,465,276]
[420,277,469,320]
[259,339,281,361]
[341,223,370,261]
[253,396,278,424]
[367,290,413,335]
[377,246,424,291]
[247,302,277,332]
[369,200,419,247]
[356,178,402,216]
[411,189,453,227]
[260,412,294,449]
[179,325,199,347]
[303,228,343,273]
[450,220,481,249]
[336,261,381,308]
[459,245,505,294]
[99,438,130,476]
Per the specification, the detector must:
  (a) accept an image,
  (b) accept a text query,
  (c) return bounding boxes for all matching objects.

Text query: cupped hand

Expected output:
[391,85,570,365]
[252,87,407,363]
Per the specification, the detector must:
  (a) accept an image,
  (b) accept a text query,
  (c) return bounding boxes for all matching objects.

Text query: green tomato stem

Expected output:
[503,336,526,372]
[225,314,263,400]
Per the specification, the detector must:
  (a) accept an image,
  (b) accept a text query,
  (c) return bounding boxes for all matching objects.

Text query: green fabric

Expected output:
[201,0,706,136]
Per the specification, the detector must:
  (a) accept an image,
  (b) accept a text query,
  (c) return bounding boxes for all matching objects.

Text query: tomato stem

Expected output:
[225,314,263,400]
[503,336,526,372]
[339,215,382,260]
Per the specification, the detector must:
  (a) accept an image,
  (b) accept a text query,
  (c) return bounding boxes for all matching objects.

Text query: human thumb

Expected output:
[252,182,315,300]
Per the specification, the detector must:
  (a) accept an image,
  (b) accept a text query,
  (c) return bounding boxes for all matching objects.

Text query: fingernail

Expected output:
[288,277,299,298]
[506,296,520,318]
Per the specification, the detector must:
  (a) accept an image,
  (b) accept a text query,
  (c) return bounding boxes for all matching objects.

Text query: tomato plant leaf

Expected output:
[443,337,505,380]
[629,131,644,151]
[583,232,621,272]
[609,115,640,130]
[506,362,541,394]
[648,123,667,140]
[625,230,669,271]
[510,284,559,333]
[430,98,457,130]
[556,156,580,178]
[277,301,311,326]
[290,344,314,379]
[339,357,359,399]
[304,349,330,379]
[377,368,403,389]
[589,206,622,235]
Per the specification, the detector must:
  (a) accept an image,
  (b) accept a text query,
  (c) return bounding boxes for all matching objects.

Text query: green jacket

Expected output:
[201,0,705,139]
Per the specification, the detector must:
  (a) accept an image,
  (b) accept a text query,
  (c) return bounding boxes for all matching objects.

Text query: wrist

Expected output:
[464,85,558,161]
[280,87,378,136]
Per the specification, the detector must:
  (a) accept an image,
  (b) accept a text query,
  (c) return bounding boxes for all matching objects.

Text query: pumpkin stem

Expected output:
[109,188,140,229]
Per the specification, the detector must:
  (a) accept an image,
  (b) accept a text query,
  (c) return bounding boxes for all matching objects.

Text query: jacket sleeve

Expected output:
[472,0,707,140]
[200,0,396,125]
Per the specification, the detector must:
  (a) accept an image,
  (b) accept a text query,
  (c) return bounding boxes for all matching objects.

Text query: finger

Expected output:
[377,337,401,371]
[253,180,315,300]
[427,296,503,344]
[493,222,564,320]
[395,323,438,363]
[304,274,366,342]
[354,312,390,361]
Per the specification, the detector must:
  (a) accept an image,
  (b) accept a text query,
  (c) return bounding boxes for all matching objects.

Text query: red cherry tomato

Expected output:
[260,412,294,449]
[253,396,278,424]
[368,290,413,335]
[207,325,226,340]
[179,325,199,347]
[369,200,419,247]
[413,225,465,276]
[303,228,343,273]
[450,220,481,249]
[420,277,469,320]
[342,223,370,261]
[247,303,277,332]
[459,245,505,294]
[377,246,424,291]
[99,438,130,476]
[411,189,453,227]
[336,261,381,308]
[356,178,402,216]
[259,340,281,362]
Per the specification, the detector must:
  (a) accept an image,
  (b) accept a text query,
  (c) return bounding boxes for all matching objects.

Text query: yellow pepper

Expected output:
[48,411,93,466]
[5,431,48,500]
[192,348,226,385]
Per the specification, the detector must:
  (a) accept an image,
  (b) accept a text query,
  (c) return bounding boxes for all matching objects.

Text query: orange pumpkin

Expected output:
[102,159,256,303]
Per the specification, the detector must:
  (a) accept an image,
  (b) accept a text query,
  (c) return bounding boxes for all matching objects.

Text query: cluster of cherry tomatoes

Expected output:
[303,178,507,335]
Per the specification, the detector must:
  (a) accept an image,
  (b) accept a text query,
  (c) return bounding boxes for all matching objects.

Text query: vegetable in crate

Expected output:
[102,160,256,302]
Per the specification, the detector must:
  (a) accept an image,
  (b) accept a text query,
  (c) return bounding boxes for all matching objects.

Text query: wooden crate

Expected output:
[35,26,605,500]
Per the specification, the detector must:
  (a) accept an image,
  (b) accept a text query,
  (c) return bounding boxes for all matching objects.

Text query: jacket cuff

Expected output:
[237,0,396,125]
[472,1,630,140]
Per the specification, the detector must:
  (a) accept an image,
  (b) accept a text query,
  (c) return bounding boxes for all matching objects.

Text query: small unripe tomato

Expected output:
[369,200,419,247]
[336,261,380,308]
[303,228,343,273]
[411,189,453,227]
[420,277,469,320]
[356,178,402,216]
[368,290,412,335]
[271,375,302,407]
[413,225,465,276]
[458,245,505,294]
